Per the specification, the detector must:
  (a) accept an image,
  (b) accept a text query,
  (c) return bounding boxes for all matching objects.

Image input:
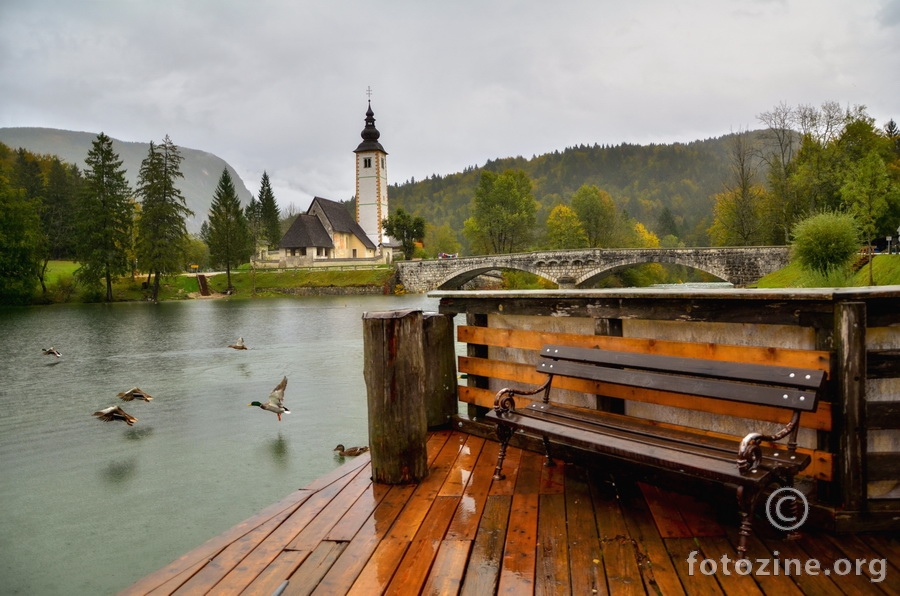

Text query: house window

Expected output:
[290,248,296,256]
[352,249,357,258]
[363,157,372,168]
[381,157,385,169]
[300,247,307,256]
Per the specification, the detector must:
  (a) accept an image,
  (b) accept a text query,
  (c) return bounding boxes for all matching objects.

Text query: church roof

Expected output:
[353,101,387,154]
[310,197,377,250]
[279,214,334,249]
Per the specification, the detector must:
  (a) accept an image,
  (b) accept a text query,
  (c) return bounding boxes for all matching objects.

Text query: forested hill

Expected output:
[0,127,253,233]
[389,132,756,246]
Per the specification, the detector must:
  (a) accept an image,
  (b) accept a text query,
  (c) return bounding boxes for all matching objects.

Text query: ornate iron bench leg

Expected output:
[493,424,513,480]
[785,476,804,541]
[541,434,555,467]
[736,485,762,559]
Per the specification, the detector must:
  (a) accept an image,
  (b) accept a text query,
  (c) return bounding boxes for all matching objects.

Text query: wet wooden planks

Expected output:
[120,430,898,595]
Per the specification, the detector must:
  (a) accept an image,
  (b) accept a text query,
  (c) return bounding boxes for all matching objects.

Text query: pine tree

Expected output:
[257,171,281,248]
[245,195,263,257]
[207,169,250,291]
[75,132,133,301]
[135,135,193,300]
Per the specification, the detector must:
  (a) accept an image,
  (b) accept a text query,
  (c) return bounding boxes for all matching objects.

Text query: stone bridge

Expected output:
[395,246,790,293]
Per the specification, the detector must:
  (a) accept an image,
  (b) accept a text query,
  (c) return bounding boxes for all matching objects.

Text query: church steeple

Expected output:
[354,101,387,154]
[354,94,390,249]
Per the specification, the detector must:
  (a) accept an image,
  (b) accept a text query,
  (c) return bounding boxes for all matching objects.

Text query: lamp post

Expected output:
[888,236,893,256]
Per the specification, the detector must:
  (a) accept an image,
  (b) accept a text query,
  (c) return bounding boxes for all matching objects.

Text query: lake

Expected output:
[0,294,441,595]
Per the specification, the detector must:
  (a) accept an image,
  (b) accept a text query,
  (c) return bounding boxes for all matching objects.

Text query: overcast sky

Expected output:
[2,0,898,212]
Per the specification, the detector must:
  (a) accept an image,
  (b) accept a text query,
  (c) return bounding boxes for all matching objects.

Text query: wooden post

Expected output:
[363,310,429,484]
[423,312,458,428]
[835,301,867,511]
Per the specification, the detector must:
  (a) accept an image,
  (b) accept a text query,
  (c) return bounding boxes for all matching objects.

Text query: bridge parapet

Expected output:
[395,247,790,293]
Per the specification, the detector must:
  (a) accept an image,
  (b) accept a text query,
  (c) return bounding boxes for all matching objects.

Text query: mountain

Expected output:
[0,127,253,233]
[389,133,763,247]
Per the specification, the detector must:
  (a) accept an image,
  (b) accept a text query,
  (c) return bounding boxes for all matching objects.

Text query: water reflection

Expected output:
[268,432,289,466]
[101,457,138,484]
[124,426,154,441]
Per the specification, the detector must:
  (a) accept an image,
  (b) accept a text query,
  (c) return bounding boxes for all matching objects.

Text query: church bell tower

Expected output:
[354,96,390,248]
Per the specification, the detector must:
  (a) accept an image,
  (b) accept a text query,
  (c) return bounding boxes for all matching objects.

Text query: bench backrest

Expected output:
[539,345,824,412]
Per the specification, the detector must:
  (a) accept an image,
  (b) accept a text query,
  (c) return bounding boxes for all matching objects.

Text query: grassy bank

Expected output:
[203,267,396,298]
[36,262,396,303]
[755,254,900,288]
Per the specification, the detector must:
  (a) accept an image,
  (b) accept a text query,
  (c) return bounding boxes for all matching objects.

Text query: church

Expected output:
[276,101,394,267]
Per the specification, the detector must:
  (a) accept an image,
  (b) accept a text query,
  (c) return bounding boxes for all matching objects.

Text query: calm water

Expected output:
[0,294,440,596]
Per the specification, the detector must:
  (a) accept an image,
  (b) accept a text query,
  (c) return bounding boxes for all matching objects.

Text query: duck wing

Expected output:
[117,387,138,401]
[93,406,138,425]
[268,376,288,408]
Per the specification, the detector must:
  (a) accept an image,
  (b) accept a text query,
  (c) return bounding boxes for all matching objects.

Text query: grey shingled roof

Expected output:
[309,197,377,250]
[279,214,334,249]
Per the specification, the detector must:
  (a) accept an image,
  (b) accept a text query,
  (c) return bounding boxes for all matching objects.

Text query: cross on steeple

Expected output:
[366,86,373,101]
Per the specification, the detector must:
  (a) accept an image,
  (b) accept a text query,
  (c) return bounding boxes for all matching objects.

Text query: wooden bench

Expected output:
[485,344,827,557]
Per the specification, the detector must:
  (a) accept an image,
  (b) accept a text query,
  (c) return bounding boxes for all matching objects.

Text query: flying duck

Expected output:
[333,444,369,457]
[248,376,289,421]
[228,337,248,350]
[117,387,154,402]
[93,406,138,426]
[42,347,62,358]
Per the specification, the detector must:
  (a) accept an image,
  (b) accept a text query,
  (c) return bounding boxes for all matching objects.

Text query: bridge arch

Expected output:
[432,264,554,290]
[575,253,730,287]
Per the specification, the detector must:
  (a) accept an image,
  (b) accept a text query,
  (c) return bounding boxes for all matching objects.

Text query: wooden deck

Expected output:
[119,429,899,595]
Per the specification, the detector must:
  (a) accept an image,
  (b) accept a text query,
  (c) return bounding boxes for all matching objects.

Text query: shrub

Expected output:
[791,212,860,275]
[51,275,78,302]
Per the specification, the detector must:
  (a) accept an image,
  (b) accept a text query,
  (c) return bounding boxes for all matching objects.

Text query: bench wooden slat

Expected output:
[528,403,809,468]
[543,358,820,411]
[489,410,784,487]
[544,345,826,391]
[525,402,806,472]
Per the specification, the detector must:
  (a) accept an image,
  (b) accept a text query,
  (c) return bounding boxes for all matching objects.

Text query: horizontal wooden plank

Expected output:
[459,357,833,432]
[868,453,900,482]
[867,401,900,430]
[868,350,900,378]
[442,294,837,326]
[457,325,832,374]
